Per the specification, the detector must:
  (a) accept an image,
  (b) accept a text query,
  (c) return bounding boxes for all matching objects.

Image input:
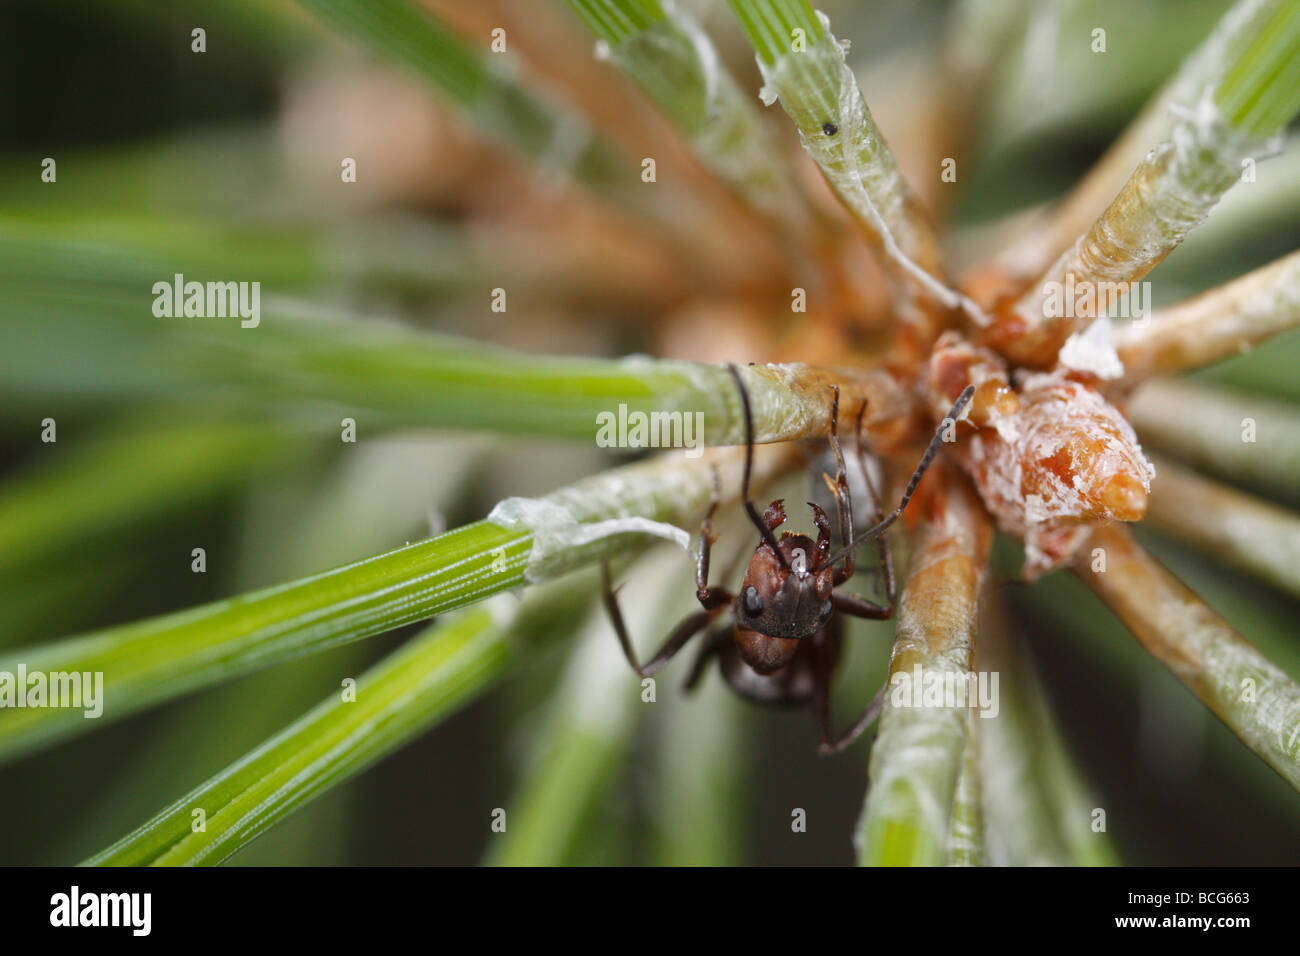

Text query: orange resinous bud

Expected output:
[927,335,1154,576]
[926,331,1019,426]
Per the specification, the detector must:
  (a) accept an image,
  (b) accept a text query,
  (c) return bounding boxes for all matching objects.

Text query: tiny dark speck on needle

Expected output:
[822,122,838,136]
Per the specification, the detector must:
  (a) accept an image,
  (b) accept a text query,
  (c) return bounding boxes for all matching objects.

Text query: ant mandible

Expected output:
[602,366,974,755]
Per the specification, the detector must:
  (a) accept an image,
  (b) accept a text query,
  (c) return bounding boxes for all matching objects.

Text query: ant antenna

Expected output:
[727,363,789,570]
[826,384,975,566]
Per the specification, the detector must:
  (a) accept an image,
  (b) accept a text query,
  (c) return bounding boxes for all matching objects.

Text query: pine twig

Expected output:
[1143,452,1300,600]
[1076,523,1300,793]
[1114,250,1300,386]
[856,468,992,866]
[726,0,980,328]
[0,443,795,762]
[987,0,1300,366]
[1125,379,1300,498]
[991,0,1294,290]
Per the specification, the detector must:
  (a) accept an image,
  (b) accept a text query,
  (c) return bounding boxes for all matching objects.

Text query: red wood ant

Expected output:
[603,366,974,754]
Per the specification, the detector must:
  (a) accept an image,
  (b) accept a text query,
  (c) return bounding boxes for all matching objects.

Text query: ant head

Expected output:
[733,534,833,644]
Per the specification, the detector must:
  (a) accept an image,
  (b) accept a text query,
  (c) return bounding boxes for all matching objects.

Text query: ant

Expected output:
[603,366,974,754]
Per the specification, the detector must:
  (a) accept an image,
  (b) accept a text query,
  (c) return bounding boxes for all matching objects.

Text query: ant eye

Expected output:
[742,586,763,617]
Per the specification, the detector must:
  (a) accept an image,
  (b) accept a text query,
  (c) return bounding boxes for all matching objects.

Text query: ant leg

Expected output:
[695,465,732,611]
[727,364,788,569]
[716,529,753,589]
[824,385,974,565]
[603,466,735,680]
[831,588,894,620]
[877,533,897,610]
[852,401,897,607]
[602,563,715,677]
[823,385,856,585]
[683,625,729,692]
[810,617,883,755]
[811,622,837,752]
[818,683,887,756]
